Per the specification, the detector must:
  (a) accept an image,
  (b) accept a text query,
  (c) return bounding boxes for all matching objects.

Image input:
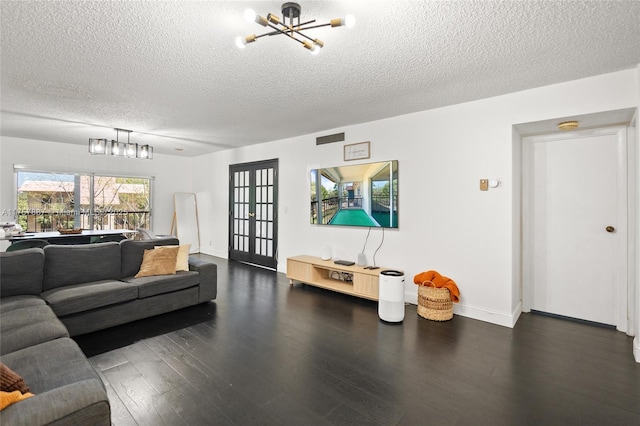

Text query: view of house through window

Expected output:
[16,171,151,232]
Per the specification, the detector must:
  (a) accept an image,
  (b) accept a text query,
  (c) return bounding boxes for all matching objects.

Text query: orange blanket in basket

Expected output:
[413,270,460,303]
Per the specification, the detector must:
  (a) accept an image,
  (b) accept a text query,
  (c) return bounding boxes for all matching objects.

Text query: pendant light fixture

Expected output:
[89,128,153,159]
[236,2,355,54]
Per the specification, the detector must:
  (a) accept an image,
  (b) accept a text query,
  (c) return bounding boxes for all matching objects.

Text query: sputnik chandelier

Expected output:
[89,128,153,159]
[235,2,355,54]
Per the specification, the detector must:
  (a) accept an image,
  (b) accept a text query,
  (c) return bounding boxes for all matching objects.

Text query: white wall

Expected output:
[0,137,193,248]
[635,64,640,362]
[1,69,637,332]
[193,68,639,328]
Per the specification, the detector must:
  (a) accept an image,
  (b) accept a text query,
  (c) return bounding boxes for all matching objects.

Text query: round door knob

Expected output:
[606,226,615,233]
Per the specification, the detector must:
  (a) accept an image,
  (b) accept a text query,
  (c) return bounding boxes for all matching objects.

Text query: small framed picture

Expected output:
[344,141,370,161]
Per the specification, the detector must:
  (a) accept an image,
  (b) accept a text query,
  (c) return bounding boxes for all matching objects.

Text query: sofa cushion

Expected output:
[120,237,179,278]
[40,280,138,317]
[0,338,103,393]
[0,305,69,355]
[0,379,110,426]
[0,295,46,313]
[43,242,121,291]
[124,270,200,299]
[0,248,44,297]
[0,338,110,426]
[135,246,179,278]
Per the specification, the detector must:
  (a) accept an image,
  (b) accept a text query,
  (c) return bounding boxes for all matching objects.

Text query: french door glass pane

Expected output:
[251,166,276,257]
[232,169,251,253]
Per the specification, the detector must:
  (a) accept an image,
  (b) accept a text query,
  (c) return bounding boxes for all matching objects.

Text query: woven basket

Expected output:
[417,284,453,321]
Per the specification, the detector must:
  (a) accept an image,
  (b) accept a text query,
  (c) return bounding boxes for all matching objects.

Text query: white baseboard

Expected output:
[634,337,640,363]
[452,302,519,328]
[404,290,520,328]
[197,247,226,258]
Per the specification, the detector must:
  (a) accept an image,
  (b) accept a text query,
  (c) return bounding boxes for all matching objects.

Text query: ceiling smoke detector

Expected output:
[558,121,579,131]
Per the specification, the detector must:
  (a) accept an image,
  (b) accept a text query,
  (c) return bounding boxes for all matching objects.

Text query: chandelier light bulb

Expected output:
[344,14,356,28]
[126,144,137,158]
[331,15,355,28]
[139,146,149,159]
[89,138,107,154]
[243,9,256,23]
[303,40,320,54]
[235,36,247,49]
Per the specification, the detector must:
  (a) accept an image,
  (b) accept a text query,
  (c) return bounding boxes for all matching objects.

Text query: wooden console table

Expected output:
[287,255,387,300]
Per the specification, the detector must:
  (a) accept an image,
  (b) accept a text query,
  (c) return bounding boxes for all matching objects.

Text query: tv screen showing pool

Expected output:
[310,160,398,228]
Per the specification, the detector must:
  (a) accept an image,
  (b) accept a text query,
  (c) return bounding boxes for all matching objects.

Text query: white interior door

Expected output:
[528,128,626,326]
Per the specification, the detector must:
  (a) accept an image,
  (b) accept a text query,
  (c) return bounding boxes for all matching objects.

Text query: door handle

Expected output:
[605,226,615,233]
[248,212,255,217]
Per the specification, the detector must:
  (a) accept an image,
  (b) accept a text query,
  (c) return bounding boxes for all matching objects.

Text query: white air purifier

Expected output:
[378,270,405,322]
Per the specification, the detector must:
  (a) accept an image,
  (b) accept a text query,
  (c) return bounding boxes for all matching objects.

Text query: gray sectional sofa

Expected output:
[0,237,218,425]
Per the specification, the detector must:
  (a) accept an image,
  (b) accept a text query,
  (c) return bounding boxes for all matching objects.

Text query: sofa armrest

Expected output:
[188,257,217,302]
[0,379,110,426]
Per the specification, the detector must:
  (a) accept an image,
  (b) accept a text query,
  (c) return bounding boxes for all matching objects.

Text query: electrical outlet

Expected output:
[480,179,489,191]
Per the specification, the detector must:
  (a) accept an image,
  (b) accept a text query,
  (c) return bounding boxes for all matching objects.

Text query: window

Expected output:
[15,170,152,232]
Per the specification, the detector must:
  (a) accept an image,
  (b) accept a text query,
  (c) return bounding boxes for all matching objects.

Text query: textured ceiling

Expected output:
[1,1,640,157]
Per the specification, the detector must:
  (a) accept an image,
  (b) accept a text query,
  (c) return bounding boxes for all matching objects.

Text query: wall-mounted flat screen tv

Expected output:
[310,160,398,228]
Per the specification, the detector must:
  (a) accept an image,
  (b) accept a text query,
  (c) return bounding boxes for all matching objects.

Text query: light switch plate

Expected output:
[480,179,488,191]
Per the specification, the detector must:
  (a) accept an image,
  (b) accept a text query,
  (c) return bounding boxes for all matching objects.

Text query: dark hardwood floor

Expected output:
[74,255,640,425]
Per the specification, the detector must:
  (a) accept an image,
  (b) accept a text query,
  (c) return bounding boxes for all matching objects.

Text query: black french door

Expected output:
[228,159,278,269]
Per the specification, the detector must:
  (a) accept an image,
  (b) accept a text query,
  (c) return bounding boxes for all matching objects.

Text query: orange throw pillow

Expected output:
[134,246,179,278]
[1,391,34,410]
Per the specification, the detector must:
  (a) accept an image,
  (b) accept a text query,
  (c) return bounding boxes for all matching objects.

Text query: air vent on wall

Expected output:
[316,132,345,145]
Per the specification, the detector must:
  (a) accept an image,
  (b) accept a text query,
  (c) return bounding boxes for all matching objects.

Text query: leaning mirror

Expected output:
[310,160,398,228]
[173,192,200,253]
